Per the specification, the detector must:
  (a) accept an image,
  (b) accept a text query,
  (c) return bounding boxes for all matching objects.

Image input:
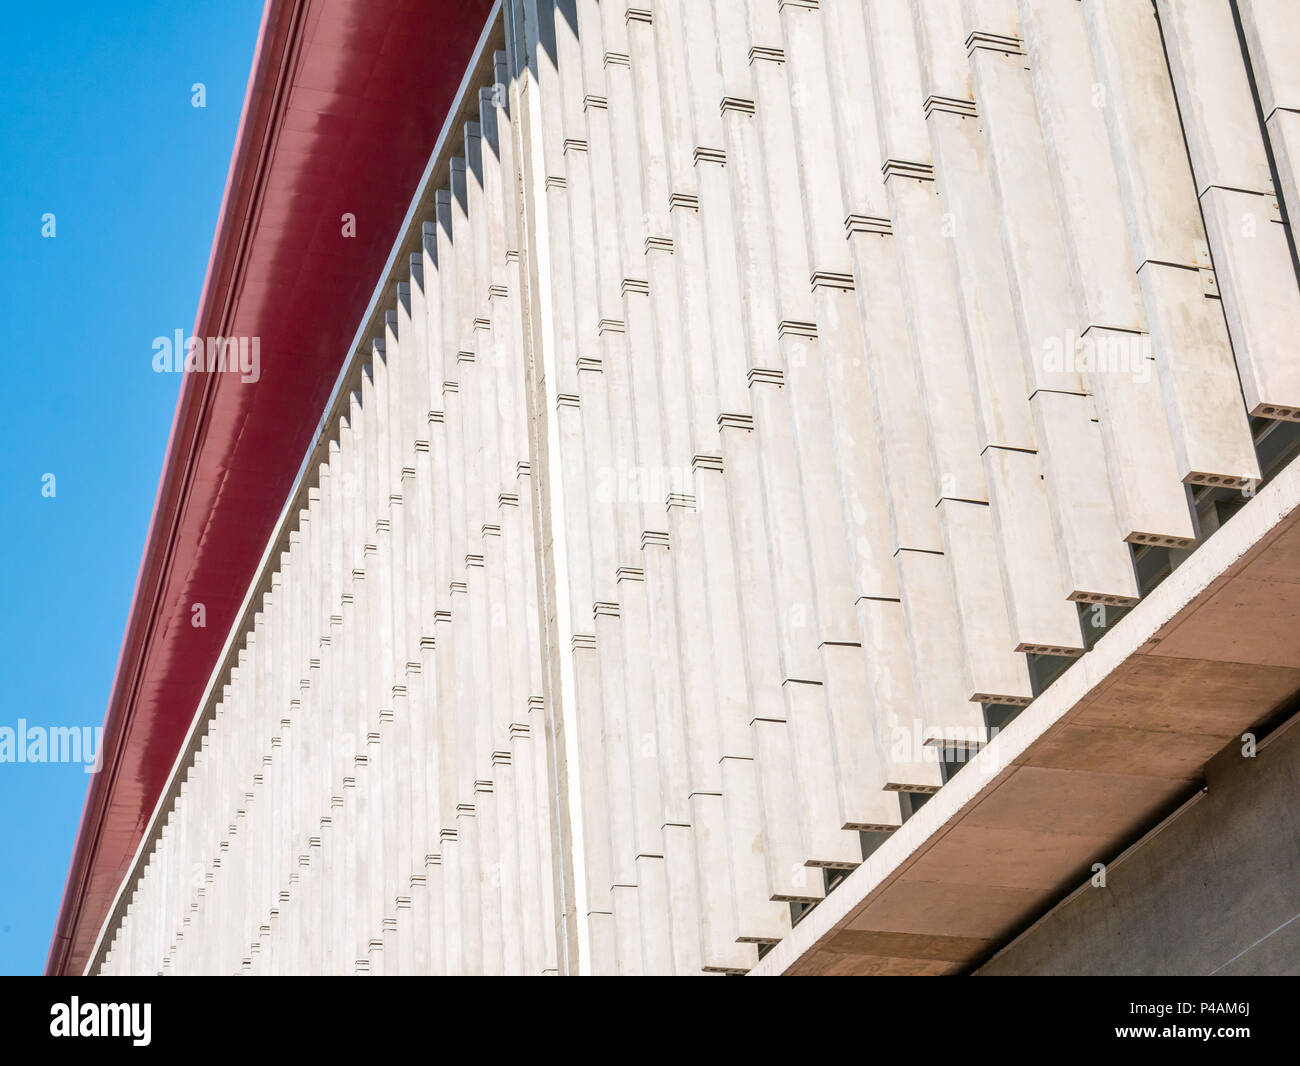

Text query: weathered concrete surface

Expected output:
[92,0,1300,976]
[751,458,1300,976]
[978,714,1300,976]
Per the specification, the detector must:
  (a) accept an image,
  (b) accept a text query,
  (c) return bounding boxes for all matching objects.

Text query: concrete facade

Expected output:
[88,0,1300,975]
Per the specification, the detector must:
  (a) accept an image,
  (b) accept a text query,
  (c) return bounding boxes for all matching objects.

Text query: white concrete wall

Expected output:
[95,0,1300,976]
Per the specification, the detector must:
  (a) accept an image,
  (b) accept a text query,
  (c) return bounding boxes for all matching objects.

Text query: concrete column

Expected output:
[297,490,323,976]
[318,445,345,975]
[511,0,600,973]
[516,489,559,973]
[218,659,241,974]
[438,163,482,972]
[645,0,775,966]
[388,300,418,974]
[421,217,455,974]
[340,389,366,972]
[783,0,946,824]
[864,0,1019,745]
[259,595,280,975]
[1238,0,1300,288]
[1157,0,1300,422]
[961,0,1140,607]
[247,611,270,973]
[358,350,388,973]
[742,3,881,864]
[714,0,846,880]
[467,111,511,976]
[399,260,434,974]
[1083,0,1260,487]
[290,515,311,976]
[1016,0,1197,549]
[379,335,406,974]
[587,1,688,971]
[668,0,816,923]
[916,0,1096,705]
[328,429,353,976]
[549,0,643,972]
[485,69,538,975]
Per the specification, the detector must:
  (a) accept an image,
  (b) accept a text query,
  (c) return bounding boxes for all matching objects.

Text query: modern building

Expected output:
[49,0,1300,976]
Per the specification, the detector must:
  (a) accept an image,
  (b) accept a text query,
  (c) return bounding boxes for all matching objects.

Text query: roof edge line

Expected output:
[77,0,505,977]
[45,0,301,977]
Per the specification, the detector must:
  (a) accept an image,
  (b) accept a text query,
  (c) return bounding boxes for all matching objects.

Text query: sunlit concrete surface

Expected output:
[752,457,1300,975]
[74,0,1300,975]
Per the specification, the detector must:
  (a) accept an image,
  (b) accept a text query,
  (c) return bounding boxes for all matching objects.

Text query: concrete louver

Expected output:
[94,0,1300,976]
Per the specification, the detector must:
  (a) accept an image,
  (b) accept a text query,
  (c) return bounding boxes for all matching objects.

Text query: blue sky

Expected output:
[0,0,262,976]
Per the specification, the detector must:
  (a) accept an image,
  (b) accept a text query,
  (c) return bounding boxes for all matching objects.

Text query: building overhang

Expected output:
[752,459,1300,976]
[47,0,495,977]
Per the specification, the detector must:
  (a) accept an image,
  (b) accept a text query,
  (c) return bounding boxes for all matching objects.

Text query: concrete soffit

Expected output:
[752,458,1300,976]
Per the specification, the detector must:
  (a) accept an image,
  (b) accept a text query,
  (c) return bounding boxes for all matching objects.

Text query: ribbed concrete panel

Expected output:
[1239,0,1300,292]
[912,2,1062,699]
[92,0,1300,977]
[865,0,1005,736]
[962,5,1138,606]
[1083,0,1260,488]
[1017,0,1195,550]
[1156,0,1300,422]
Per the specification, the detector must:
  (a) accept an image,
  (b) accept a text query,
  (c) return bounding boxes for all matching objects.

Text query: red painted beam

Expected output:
[47,0,495,976]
